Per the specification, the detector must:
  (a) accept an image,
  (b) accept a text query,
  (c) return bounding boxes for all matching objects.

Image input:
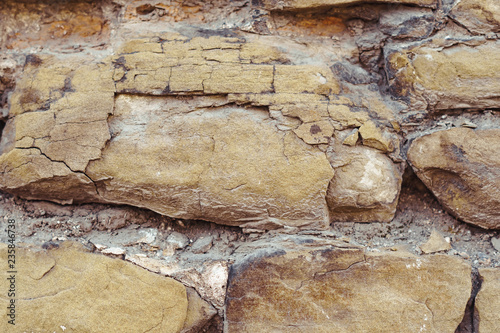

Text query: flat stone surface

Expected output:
[86,95,333,229]
[0,242,187,333]
[226,236,471,332]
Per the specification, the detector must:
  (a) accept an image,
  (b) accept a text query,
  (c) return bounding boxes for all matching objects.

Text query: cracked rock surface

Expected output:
[226,235,471,332]
[1,0,500,332]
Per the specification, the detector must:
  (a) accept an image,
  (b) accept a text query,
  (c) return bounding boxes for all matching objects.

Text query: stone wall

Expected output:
[0,0,499,332]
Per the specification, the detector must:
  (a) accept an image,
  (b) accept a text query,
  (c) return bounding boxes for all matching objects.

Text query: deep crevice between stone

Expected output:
[455,268,483,333]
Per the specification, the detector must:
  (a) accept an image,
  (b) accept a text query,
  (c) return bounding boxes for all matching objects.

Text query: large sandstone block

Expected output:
[408,128,500,229]
[86,95,334,228]
[386,40,500,110]
[226,236,471,332]
[475,268,500,333]
[0,34,405,228]
[0,242,187,332]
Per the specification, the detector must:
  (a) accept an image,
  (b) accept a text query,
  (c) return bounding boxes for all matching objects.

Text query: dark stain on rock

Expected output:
[19,88,41,105]
[136,4,156,15]
[310,124,322,134]
[25,54,42,68]
[448,144,468,164]
[42,241,60,250]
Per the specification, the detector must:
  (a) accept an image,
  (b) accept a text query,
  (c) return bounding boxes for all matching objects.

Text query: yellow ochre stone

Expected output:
[0,242,188,333]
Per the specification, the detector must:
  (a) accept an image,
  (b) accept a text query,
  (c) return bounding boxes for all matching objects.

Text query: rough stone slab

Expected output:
[386,40,500,111]
[0,242,187,332]
[408,128,500,229]
[260,0,437,10]
[0,34,406,228]
[226,236,471,332]
[475,268,500,333]
[86,95,334,228]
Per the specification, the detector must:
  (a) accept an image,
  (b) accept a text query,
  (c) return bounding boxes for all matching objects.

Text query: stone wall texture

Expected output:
[0,0,499,331]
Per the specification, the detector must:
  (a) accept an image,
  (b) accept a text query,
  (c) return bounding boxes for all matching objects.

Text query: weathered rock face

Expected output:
[475,268,500,333]
[0,32,407,229]
[408,128,500,229]
[226,236,471,332]
[386,40,500,111]
[0,242,188,332]
[450,0,500,34]
[86,95,333,228]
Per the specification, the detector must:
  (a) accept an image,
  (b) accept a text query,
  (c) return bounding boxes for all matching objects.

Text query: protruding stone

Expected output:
[327,143,403,223]
[167,232,190,250]
[342,129,359,146]
[86,95,333,229]
[450,0,500,34]
[386,41,500,111]
[190,236,214,254]
[408,128,500,229]
[358,120,396,153]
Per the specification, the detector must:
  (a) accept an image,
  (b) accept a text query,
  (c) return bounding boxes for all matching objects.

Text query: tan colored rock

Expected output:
[204,64,274,94]
[358,120,397,153]
[328,103,369,128]
[274,65,340,95]
[226,236,471,332]
[0,148,97,204]
[450,0,500,34]
[86,95,333,229]
[229,93,330,124]
[343,129,359,146]
[6,55,114,172]
[327,143,403,222]
[240,42,289,64]
[420,229,451,254]
[260,0,437,10]
[0,242,187,332]
[387,41,500,110]
[293,120,334,144]
[0,33,403,229]
[181,287,218,333]
[408,128,500,229]
[475,268,500,333]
